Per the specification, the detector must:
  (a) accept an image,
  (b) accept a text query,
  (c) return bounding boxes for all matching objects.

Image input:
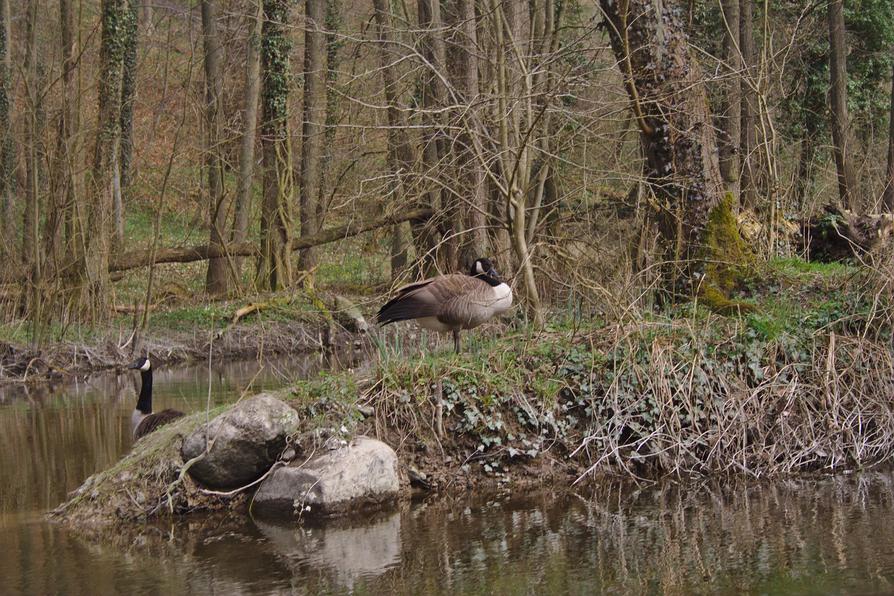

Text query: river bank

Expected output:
[54,311,894,526]
[0,290,371,384]
[7,337,894,593]
[26,255,894,526]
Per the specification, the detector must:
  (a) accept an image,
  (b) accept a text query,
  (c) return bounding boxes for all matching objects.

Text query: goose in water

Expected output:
[128,357,184,440]
[377,258,513,351]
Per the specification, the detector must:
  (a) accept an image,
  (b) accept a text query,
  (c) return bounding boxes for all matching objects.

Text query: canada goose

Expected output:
[377,258,513,351]
[127,357,184,440]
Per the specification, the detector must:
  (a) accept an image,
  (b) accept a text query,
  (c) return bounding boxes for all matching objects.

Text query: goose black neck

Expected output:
[473,272,502,287]
[136,369,153,415]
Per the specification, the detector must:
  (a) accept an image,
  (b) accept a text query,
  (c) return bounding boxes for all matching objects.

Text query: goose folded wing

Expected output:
[134,408,184,439]
[377,282,440,324]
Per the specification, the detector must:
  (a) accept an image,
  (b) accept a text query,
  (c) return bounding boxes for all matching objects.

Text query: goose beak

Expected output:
[127,360,141,370]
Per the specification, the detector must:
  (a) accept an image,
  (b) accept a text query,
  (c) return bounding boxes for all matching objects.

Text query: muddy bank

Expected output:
[0,319,365,385]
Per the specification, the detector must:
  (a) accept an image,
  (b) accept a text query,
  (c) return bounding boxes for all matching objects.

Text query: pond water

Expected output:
[2,354,894,594]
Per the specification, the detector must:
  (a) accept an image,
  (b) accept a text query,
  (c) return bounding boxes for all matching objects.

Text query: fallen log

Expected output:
[109,208,433,273]
[802,205,894,262]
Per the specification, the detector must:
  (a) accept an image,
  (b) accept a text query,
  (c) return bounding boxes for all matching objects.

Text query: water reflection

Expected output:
[0,349,367,514]
[256,512,402,590]
[4,475,894,594]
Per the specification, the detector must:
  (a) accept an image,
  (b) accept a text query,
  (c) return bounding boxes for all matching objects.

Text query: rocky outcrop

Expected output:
[181,393,300,489]
[253,436,399,516]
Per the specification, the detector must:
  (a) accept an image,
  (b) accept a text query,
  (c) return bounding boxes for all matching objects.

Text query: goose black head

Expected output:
[470,257,502,284]
[128,356,152,372]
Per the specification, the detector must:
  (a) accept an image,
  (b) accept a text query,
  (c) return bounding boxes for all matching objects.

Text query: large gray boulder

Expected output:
[253,436,399,516]
[181,393,300,489]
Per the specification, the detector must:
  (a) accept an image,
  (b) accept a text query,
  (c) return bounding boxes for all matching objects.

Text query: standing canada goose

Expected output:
[127,357,184,440]
[377,258,513,351]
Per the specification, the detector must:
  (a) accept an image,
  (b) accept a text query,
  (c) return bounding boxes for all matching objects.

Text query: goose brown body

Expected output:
[377,258,512,351]
[133,409,184,440]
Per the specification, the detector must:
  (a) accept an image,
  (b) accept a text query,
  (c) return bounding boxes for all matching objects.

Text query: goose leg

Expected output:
[452,329,461,353]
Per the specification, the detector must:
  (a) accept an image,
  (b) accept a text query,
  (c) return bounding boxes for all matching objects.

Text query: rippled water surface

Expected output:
[3,355,894,594]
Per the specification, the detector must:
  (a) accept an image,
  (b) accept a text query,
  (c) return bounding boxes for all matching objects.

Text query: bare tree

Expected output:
[318,0,341,229]
[372,0,420,280]
[417,0,452,268]
[882,59,894,211]
[828,0,857,208]
[486,0,545,325]
[719,0,740,196]
[0,0,13,267]
[232,0,264,281]
[299,0,327,272]
[22,0,43,276]
[259,0,295,290]
[739,0,757,208]
[202,0,229,295]
[80,0,132,313]
[56,0,81,271]
[445,0,487,267]
[116,0,139,246]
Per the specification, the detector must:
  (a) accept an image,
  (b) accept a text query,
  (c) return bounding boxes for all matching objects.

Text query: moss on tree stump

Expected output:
[698,193,756,315]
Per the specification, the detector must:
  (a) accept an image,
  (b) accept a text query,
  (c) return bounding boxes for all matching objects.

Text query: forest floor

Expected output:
[53,255,894,526]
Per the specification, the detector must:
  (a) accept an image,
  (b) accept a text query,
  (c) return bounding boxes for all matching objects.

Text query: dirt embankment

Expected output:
[0,288,374,384]
[0,322,350,384]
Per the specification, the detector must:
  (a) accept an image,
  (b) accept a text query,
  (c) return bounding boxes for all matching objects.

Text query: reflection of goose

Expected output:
[255,512,401,589]
[127,357,184,440]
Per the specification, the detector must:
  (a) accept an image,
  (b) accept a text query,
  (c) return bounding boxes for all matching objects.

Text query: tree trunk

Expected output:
[883,61,894,211]
[489,0,543,325]
[22,0,42,275]
[116,0,138,246]
[259,0,295,290]
[318,0,341,227]
[56,0,81,273]
[0,0,14,268]
[738,0,757,209]
[80,0,131,314]
[417,0,453,269]
[202,0,229,295]
[299,0,326,272]
[141,0,152,33]
[600,0,725,288]
[828,0,857,209]
[232,0,263,280]
[104,207,434,273]
[373,0,435,279]
[719,0,740,197]
[446,0,488,268]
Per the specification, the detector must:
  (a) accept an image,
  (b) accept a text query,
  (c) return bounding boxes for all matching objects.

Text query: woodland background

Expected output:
[0,0,892,345]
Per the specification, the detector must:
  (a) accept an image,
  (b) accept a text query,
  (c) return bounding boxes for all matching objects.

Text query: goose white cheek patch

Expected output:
[476,261,485,274]
[140,359,151,371]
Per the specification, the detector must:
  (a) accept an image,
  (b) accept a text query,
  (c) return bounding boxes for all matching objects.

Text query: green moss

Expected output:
[698,193,756,315]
